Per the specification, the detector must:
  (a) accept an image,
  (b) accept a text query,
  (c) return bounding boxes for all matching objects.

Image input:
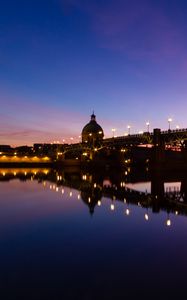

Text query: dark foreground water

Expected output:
[0,168,187,299]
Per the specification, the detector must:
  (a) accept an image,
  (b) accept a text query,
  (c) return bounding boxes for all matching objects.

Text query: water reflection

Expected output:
[1,168,187,297]
[1,167,187,223]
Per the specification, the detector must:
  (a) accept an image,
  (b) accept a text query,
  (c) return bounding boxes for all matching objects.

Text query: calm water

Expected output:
[0,168,187,299]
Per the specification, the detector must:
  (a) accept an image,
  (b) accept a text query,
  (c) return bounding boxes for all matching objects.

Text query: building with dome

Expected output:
[82,113,104,147]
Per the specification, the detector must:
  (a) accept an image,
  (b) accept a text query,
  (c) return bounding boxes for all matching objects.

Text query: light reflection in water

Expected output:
[0,168,187,227]
[0,167,187,297]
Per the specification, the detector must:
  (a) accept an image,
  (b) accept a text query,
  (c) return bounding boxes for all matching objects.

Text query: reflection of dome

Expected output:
[81,187,103,216]
[82,113,104,145]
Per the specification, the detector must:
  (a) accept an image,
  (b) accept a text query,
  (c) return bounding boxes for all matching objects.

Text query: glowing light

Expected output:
[62,189,64,194]
[57,152,63,155]
[56,187,59,192]
[98,200,101,206]
[146,121,150,132]
[88,197,91,203]
[77,194,80,200]
[110,204,115,210]
[43,156,50,161]
[69,191,72,197]
[166,219,171,226]
[125,209,130,215]
[144,213,149,221]
[127,125,131,135]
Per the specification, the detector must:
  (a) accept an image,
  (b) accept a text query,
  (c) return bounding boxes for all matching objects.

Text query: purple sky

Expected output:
[1,0,187,145]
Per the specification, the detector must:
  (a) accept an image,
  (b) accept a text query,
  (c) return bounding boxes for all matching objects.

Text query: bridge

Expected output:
[101,128,187,147]
[63,127,187,156]
[1,127,187,167]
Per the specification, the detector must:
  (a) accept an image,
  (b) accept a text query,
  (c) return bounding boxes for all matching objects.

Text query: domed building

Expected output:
[82,113,104,147]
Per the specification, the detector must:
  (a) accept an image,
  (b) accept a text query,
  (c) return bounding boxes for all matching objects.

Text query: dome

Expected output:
[82,113,104,145]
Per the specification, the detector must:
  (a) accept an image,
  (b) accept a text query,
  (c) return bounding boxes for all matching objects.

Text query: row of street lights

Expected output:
[112,122,149,137]
[52,119,180,143]
[112,119,180,137]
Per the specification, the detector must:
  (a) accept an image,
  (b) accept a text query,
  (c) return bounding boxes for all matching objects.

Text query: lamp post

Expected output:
[168,118,173,131]
[111,128,116,138]
[168,118,172,131]
[127,125,131,135]
[146,121,150,133]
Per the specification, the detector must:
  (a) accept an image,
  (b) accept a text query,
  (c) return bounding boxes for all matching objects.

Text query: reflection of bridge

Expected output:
[1,168,187,219]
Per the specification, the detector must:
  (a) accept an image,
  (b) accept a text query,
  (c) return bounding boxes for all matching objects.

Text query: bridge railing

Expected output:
[161,128,187,134]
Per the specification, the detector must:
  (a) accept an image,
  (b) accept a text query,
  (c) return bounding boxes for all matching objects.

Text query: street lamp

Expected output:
[127,125,131,135]
[176,125,180,130]
[111,128,116,138]
[168,118,172,131]
[146,121,150,132]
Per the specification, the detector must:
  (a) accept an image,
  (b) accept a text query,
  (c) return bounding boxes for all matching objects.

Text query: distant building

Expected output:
[15,146,33,155]
[33,143,66,157]
[0,145,13,154]
[82,113,104,147]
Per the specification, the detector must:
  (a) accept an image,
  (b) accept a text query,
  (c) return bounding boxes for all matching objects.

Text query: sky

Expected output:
[1,0,187,145]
